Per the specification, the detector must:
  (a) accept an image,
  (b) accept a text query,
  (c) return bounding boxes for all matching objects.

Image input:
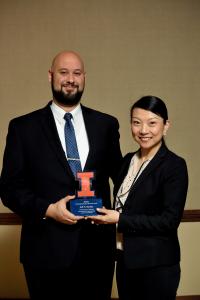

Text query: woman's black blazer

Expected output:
[114,143,188,269]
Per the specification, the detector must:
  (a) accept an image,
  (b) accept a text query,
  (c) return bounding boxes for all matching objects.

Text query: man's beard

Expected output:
[51,82,84,107]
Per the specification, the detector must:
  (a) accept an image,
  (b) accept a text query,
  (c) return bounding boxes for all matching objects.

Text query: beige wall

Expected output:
[0,0,199,210]
[0,0,200,297]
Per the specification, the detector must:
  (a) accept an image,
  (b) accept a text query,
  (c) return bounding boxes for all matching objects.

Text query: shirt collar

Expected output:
[51,102,82,124]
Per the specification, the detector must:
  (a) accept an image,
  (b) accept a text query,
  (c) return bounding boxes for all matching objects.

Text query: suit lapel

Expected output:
[113,153,133,198]
[81,105,96,171]
[39,103,74,177]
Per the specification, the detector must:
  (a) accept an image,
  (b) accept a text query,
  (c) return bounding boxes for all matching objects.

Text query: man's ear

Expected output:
[48,69,52,83]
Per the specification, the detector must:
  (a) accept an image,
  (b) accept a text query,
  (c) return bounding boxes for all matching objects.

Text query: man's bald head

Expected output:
[49,51,85,110]
[50,51,85,73]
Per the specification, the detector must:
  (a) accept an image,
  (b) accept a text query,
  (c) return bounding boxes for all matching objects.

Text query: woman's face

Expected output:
[131,108,169,155]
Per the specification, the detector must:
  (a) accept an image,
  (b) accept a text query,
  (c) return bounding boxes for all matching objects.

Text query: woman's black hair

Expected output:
[130,95,168,124]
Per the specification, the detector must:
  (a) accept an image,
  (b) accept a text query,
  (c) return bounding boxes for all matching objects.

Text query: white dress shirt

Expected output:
[51,102,89,170]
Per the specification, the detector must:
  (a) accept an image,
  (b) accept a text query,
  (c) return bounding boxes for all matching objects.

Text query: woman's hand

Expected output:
[87,207,120,225]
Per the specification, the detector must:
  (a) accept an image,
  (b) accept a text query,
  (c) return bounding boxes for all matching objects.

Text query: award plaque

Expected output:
[70,171,102,216]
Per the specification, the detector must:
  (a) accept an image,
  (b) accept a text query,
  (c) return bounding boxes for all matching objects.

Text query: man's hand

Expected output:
[45,195,84,224]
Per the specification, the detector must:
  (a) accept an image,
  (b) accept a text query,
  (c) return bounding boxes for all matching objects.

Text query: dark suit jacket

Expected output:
[114,143,188,269]
[0,102,122,269]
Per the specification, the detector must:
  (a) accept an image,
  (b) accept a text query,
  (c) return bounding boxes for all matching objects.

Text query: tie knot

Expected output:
[64,113,73,121]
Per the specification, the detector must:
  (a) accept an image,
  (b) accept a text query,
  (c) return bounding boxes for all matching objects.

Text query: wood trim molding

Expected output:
[182,210,200,222]
[112,297,200,300]
[0,213,22,225]
[0,210,200,225]
[112,298,200,300]
[0,297,199,300]
[176,297,200,300]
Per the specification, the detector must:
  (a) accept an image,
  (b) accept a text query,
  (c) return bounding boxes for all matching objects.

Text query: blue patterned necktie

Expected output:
[64,113,82,177]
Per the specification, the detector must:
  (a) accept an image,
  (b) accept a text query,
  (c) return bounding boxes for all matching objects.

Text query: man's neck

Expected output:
[52,99,80,112]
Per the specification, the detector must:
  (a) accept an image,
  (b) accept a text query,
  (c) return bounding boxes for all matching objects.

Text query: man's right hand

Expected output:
[45,195,84,224]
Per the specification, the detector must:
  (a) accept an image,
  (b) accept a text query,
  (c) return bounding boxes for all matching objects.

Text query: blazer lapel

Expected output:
[126,144,168,199]
[39,102,74,177]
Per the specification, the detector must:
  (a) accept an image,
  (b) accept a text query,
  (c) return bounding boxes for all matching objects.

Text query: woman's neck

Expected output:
[139,142,162,162]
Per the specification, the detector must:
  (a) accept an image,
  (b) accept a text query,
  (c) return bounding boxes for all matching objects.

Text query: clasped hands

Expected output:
[45,195,119,225]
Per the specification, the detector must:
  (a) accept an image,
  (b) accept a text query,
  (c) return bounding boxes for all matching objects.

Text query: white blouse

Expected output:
[115,152,152,250]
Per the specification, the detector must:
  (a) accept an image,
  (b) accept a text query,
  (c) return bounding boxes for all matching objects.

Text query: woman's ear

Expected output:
[163,120,170,136]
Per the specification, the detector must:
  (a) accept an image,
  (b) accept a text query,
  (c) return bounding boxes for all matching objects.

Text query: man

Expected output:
[0,51,122,299]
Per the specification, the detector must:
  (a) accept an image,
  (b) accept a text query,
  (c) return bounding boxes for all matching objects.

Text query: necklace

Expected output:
[115,154,150,212]
[120,158,149,196]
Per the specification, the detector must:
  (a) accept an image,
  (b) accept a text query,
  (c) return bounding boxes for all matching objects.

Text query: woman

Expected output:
[89,95,188,300]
